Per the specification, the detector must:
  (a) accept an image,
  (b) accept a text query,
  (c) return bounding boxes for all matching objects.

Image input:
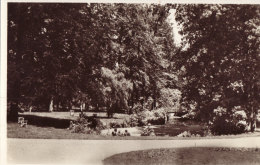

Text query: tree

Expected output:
[8,3,177,118]
[175,4,260,131]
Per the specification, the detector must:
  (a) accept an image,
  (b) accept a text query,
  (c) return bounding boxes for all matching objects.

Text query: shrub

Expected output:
[141,126,155,136]
[132,102,144,113]
[121,120,129,128]
[181,111,196,120]
[73,124,87,133]
[71,114,106,134]
[110,121,123,128]
[129,112,147,127]
[202,126,213,137]
[210,106,248,135]
[129,108,166,127]
[177,131,192,137]
[148,108,166,125]
[87,116,105,130]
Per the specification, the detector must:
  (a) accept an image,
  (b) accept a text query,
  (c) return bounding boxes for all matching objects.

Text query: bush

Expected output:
[210,106,248,135]
[141,126,155,136]
[177,131,192,137]
[181,111,196,120]
[132,103,144,114]
[87,116,105,130]
[71,114,106,134]
[129,112,147,127]
[73,124,87,133]
[121,120,130,128]
[110,121,123,128]
[148,108,166,125]
[129,108,166,127]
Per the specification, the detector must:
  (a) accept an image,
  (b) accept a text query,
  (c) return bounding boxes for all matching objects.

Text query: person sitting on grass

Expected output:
[112,128,117,136]
[117,130,123,136]
[124,130,130,136]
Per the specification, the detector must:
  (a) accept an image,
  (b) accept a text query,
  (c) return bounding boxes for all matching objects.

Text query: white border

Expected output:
[1,1,260,165]
[2,0,260,4]
[0,1,7,165]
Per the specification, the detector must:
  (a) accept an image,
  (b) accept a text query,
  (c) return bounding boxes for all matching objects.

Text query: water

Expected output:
[153,119,207,136]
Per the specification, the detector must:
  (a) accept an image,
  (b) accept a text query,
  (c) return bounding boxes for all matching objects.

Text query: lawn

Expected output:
[20,112,129,120]
[7,122,194,140]
[7,112,260,139]
[18,112,129,128]
[7,122,105,139]
[7,121,260,140]
[103,147,260,165]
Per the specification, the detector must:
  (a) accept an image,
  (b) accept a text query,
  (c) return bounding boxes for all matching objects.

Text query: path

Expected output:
[7,137,260,165]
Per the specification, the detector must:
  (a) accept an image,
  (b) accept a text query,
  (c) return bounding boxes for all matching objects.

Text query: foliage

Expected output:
[129,112,147,127]
[129,108,166,127]
[71,114,106,134]
[109,120,129,128]
[210,106,248,135]
[141,125,155,136]
[175,4,260,131]
[8,3,178,117]
[158,87,181,111]
[177,131,192,137]
[148,108,167,125]
[181,111,196,120]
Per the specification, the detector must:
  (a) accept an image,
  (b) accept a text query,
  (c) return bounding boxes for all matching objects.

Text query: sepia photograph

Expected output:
[1,0,260,164]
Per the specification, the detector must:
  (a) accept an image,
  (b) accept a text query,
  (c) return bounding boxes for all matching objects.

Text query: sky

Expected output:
[168,9,183,47]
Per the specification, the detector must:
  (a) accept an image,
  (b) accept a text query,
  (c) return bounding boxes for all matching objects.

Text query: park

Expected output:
[6,3,260,165]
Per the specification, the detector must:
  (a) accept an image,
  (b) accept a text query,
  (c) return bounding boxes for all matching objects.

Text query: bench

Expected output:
[18,117,28,127]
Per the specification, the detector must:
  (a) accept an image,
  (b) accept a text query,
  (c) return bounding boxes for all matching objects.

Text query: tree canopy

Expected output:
[8,3,259,132]
[174,4,260,131]
[8,3,179,115]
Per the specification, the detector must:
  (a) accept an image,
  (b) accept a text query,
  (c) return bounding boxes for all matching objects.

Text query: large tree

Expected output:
[8,3,177,118]
[175,4,260,131]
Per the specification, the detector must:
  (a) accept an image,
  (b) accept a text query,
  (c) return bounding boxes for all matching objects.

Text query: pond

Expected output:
[153,119,207,136]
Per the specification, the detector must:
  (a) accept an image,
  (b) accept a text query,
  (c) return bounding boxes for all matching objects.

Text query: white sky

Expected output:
[168,9,182,47]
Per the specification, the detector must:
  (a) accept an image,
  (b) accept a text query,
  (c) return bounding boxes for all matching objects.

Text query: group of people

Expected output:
[112,128,131,136]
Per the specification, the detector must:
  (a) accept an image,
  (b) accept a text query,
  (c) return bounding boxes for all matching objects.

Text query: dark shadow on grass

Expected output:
[12,113,120,129]
[17,114,71,128]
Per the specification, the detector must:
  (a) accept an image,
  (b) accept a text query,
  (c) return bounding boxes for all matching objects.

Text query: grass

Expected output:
[20,111,129,120]
[7,122,106,139]
[7,122,260,140]
[19,112,128,128]
[103,147,260,165]
[7,112,260,139]
[17,112,208,137]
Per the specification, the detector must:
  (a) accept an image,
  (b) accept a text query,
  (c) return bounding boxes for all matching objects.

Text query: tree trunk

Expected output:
[250,110,257,132]
[80,101,83,112]
[68,101,72,111]
[49,97,54,112]
[96,103,99,111]
[82,103,86,111]
[55,99,59,111]
[164,113,167,124]
[29,102,32,112]
[152,96,156,110]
